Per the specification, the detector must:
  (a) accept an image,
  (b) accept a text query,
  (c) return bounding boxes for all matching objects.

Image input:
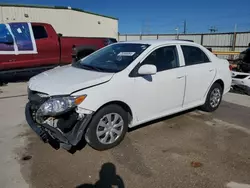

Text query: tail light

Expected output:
[229,64,233,71]
[71,46,77,56]
[71,46,77,61]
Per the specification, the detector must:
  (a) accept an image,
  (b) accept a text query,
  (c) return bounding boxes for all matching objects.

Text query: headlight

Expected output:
[37,95,87,116]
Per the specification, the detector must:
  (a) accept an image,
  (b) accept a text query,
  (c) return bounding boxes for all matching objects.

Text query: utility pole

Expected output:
[141,20,151,34]
[232,23,237,53]
[183,20,187,34]
[141,20,145,35]
[175,27,179,39]
[234,24,237,33]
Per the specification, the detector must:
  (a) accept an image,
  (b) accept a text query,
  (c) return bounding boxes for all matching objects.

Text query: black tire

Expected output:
[85,104,128,151]
[77,50,95,60]
[200,83,223,112]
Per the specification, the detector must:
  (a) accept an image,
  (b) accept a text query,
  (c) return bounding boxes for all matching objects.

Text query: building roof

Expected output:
[0,3,118,20]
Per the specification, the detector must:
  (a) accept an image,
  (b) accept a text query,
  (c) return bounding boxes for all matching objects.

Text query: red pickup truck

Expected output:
[0,22,117,84]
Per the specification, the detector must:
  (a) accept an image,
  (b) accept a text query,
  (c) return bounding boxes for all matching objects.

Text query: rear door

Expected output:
[180,45,216,107]
[32,24,60,67]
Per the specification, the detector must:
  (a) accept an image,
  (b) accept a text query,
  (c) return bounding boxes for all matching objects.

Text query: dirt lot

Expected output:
[1,83,250,188]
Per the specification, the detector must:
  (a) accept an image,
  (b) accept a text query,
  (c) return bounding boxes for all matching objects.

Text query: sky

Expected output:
[2,0,250,34]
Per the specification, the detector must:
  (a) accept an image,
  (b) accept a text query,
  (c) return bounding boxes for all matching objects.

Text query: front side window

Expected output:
[141,45,180,72]
[72,43,150,73]
[181,45,210,66]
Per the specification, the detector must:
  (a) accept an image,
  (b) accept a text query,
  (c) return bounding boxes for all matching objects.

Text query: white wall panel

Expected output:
[236,33,250,46]
[157,35,176,39]
[141,35,158,40]
[0,6,118,39]
[126,35,140,41]
[203,34,233,46]
[118,35,126,41]
[179,35,202,44]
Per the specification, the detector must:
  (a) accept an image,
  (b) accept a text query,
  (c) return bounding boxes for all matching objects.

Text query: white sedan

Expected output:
[25,39,232,151]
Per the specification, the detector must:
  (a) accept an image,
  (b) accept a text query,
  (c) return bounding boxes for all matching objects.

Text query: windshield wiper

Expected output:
[72,61,116,72]
[79,64,108,72]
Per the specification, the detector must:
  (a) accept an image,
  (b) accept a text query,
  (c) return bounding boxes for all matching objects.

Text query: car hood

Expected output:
[28,65,115,96]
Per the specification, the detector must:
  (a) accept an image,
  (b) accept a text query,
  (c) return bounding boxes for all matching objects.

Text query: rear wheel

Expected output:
[200,83,223,112]
[85,104,128,151]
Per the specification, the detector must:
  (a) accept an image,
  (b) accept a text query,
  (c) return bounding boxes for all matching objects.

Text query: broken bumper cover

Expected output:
[25,102,92,147]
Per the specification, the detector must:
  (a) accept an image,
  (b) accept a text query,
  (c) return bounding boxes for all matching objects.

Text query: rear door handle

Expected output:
[209,69,214,72]
[177,75,185,79]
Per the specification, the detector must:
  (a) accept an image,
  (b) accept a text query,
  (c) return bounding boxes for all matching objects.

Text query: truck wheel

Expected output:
[85,104,128,151]
[77,50,95,60]
[200,83,223,112]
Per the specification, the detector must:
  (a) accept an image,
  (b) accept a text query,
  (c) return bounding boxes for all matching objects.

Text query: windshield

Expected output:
[72,43,150,73]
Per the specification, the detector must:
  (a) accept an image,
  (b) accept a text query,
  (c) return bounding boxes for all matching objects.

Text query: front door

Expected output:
[132,45,186,123]
[32,25,60,67]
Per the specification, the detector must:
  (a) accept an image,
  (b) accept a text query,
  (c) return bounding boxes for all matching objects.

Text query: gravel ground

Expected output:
[1,83,250,188]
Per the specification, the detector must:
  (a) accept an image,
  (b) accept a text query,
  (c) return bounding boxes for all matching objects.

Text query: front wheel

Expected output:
[85,104,128,151]
[200,83,223,112]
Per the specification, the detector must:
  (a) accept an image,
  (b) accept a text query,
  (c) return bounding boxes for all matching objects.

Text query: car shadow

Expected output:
[69,107,199,154]
[0,68,52,86]
[76,162,125,188]
[66,138,88,154]
[1,75,33,86]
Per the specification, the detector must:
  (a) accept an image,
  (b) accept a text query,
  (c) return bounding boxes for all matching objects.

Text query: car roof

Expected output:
[119,39,196,46]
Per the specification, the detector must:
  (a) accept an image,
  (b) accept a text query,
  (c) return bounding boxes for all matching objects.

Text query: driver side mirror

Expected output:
[138,64,157,75]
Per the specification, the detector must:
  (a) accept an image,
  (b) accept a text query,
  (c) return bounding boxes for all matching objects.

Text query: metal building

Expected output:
[0,4,119,39]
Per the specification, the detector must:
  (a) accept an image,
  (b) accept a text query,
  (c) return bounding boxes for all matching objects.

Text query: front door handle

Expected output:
[177,75,185,79]
[209,69,214,72]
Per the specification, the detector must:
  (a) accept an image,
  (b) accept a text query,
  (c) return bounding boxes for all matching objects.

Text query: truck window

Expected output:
[32,25,48,39]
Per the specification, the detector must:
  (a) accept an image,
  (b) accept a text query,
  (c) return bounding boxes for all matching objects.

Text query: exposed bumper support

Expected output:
[25,102,92,149]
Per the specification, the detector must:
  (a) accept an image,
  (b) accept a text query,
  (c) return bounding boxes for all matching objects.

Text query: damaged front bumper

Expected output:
[231,71,250,95]
[25,102,92,150]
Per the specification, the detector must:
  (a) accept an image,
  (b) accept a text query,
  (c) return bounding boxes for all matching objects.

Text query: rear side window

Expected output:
[181,45,210,66]
[32,25,48,39]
